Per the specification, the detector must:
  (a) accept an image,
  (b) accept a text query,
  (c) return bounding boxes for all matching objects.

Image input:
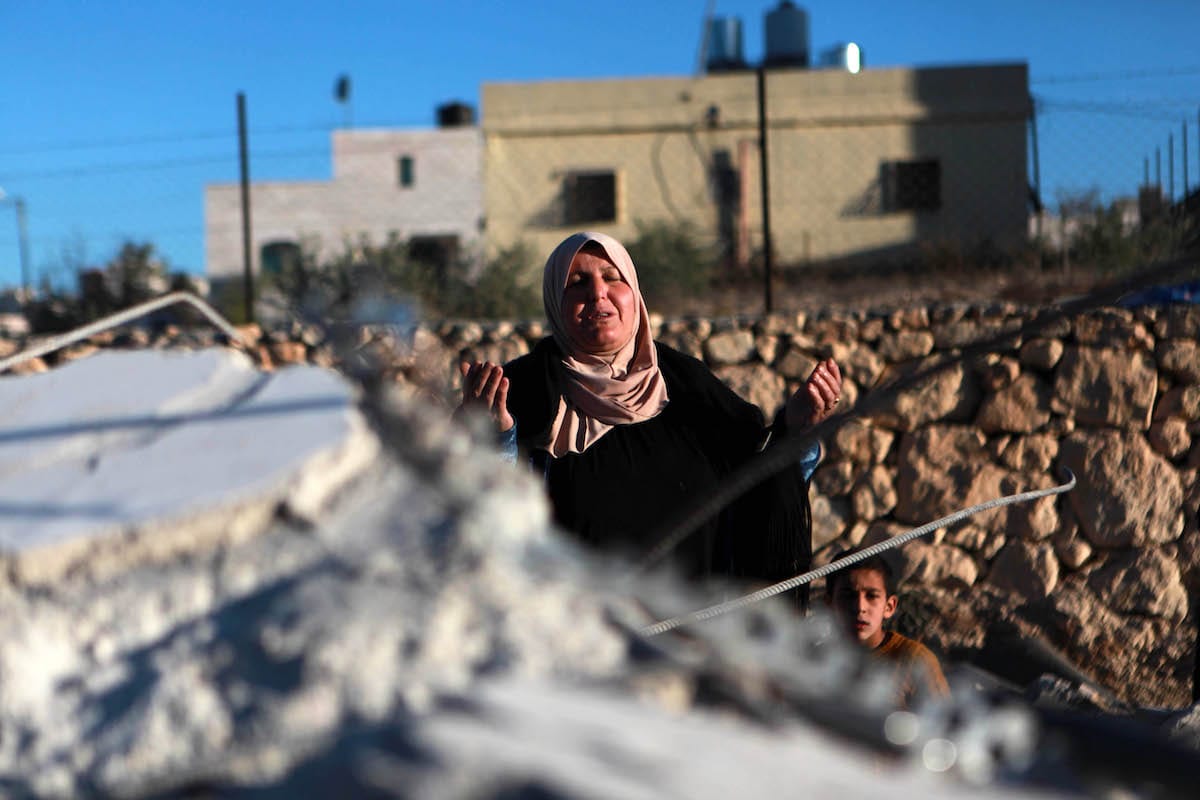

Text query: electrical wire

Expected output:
[1,148,329,182]
[1036,98,1197,122]
[0,291,251,374]
[0,122,331,157]
[640,469,1077,636]
[1032,65,1200,85]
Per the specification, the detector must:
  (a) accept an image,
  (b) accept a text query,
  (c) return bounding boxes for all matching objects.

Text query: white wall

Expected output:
[205,127,482,279]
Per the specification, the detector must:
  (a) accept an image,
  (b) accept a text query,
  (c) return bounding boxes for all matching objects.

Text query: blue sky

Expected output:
[1,1,1198,290]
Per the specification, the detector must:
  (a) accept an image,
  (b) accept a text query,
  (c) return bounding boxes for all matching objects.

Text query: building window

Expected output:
[564,170,617,224]
[260,240,301,277]
[880,159,940,212]
[398,155,415,188]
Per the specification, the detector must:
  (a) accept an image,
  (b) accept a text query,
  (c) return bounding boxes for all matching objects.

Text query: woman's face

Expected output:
[560,249,638,357]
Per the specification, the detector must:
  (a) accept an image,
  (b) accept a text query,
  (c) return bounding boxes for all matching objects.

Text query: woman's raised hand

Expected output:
[457,361,515,432]
[784,357,843,430]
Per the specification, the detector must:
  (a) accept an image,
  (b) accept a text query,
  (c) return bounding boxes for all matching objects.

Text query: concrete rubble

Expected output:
[0,322,1195,797]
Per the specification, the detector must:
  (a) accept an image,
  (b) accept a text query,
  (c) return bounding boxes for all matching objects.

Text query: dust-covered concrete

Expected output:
[0,348,1193,798]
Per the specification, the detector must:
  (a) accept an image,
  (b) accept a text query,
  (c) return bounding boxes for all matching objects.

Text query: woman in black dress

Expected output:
[458,231,841,600]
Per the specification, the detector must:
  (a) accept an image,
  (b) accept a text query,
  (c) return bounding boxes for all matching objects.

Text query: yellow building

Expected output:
[482,63,1031,270]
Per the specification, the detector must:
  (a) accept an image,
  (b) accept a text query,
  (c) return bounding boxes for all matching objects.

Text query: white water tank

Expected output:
[818,42,864,73]
[764,1,809,68]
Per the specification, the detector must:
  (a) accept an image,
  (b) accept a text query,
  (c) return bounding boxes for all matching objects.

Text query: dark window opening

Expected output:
[564,171,617,224]
[881,159,941,212]
[260,240,301,276]
[398,155,415,188]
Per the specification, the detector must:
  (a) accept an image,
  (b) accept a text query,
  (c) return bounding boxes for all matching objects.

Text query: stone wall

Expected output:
[9,302,1198,706]
[401,302,1198,707]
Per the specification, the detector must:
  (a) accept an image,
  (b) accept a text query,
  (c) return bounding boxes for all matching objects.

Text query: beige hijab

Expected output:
[540,231,669,457]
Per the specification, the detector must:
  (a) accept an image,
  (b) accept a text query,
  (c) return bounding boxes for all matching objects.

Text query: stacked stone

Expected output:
[657,302,1197,708]
[666,303,1196,708]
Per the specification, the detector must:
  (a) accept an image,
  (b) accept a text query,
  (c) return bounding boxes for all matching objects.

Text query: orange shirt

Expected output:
[873,631,950,707]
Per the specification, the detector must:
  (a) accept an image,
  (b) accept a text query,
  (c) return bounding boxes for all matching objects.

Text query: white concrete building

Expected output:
[205,123,483,283]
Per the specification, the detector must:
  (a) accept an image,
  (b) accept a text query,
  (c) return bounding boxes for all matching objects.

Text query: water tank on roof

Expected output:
[818,42,863,73]
[764,1,809,68]
[705,17,747,73]
[437,101,475,127]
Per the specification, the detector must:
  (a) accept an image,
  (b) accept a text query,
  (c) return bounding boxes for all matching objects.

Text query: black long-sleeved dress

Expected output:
[504,338,812,601]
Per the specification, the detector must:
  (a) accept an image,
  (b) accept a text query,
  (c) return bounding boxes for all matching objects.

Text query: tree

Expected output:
[624,219,715,307]
[24,239,174,334]
[1054,188,1191,274]
[260,234,540,321]
[441,242,540,319]
[105,241,168,307]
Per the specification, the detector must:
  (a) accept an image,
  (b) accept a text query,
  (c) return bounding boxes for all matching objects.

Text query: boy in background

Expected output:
[825,549,950,706]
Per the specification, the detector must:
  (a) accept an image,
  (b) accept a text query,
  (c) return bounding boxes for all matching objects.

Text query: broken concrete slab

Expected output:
[0,348,378,585]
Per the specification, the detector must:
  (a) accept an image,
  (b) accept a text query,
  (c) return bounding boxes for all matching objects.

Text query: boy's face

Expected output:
[829,567,897,649]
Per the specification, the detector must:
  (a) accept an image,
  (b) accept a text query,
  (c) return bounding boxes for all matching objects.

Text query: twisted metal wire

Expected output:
[640,468,1076,636]
[0,292,252,374]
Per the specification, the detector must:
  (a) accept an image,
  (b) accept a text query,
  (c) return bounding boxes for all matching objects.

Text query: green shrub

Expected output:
[209,278,253,325]
[1053,188,1192,274]
[441,242,541,319]
[259,235,541,322]
[625,219,715,305]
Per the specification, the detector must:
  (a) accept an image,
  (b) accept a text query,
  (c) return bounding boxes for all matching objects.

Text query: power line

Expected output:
[1032,65,1200,85]
[0,110,451,158]
[1,148,329,181]
[2,132,483,182]
[0,122,333,157]
[2,70,1194,158]
[2,129,478,182]
[1034,91,1200,109]
[1035,98,1190,122]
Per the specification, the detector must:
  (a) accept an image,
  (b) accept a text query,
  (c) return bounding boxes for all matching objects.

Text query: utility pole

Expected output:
[1169,133,1175,201]
[0,189,30,300]
[1029,106,1042,239]
[756,66,773,314]
[1184,120,1190,198]
[15,198,29,300]
[237,92,254,324]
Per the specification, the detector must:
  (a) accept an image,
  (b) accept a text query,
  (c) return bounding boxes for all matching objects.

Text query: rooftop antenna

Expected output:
[695,0,716,76]
[334,74,352,129]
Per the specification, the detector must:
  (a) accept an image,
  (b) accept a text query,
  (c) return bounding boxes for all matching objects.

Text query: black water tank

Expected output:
[437,102,476,127]
[764,1,809,68]
[706,17,748,73]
